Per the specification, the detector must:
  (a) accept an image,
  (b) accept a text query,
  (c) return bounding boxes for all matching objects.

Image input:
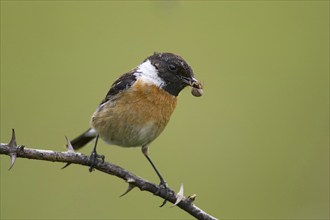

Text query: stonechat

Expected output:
[70,52,203,187]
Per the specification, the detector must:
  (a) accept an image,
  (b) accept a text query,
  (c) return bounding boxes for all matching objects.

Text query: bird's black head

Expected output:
[146,52,199,96]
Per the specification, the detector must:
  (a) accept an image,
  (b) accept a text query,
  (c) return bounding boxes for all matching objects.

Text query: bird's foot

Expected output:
[88,150,105,172]
[158,179,169,207]
[159,179,168,189]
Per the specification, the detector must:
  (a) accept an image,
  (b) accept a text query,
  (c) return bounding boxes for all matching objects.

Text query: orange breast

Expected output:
[91,79,177,147]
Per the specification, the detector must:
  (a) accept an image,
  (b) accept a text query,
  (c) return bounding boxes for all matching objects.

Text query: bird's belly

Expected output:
[91,81,177,147]
[100,121,160,147]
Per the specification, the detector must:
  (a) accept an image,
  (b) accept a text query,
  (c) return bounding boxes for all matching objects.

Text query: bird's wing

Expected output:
[99,68,137,105]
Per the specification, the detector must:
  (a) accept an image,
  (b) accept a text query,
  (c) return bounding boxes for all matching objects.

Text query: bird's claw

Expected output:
[88,151,105,172]
[159,179,168,189]
[158,179,169,207]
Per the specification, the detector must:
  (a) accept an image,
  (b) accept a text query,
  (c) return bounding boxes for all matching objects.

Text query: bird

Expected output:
[69,52,203,188]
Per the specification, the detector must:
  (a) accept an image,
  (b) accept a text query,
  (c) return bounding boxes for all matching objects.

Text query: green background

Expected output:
[1,1,329,219]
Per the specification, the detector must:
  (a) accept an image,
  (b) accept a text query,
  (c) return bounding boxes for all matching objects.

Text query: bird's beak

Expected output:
[180,76,202,89]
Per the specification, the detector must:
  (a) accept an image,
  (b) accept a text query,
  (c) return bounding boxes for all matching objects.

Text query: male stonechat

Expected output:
[70,52,203,188]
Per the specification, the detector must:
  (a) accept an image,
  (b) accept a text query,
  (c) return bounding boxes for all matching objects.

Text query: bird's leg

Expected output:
[89,135,105,172]
[142,144,169,207]
[142,144,167,188]
[145,154,167,187]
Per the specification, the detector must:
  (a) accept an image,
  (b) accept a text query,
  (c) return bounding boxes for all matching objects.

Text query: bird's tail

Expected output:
[70,128,97,150]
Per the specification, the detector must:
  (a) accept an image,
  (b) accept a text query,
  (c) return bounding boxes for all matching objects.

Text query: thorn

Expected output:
[120,178,136,197]
[61,163,72,169]
[65,136,75,153]
[62,136,74,169]
[171,183,185,208]
[8,129,17,148]
[8,129,18,170]
[187,194,197,202]
[8,153,17,171]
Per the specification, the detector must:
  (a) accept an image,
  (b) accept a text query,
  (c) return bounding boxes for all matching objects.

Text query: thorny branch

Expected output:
[0,130,217,220]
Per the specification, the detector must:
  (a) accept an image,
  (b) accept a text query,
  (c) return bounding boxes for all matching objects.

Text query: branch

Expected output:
[0,130,217,220]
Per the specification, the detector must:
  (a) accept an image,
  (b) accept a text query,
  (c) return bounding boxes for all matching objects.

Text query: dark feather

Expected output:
[70,128,96,150]
[100,70,137,105]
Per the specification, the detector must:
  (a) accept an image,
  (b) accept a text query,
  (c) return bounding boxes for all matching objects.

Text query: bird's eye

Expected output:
[168,64,177,72]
